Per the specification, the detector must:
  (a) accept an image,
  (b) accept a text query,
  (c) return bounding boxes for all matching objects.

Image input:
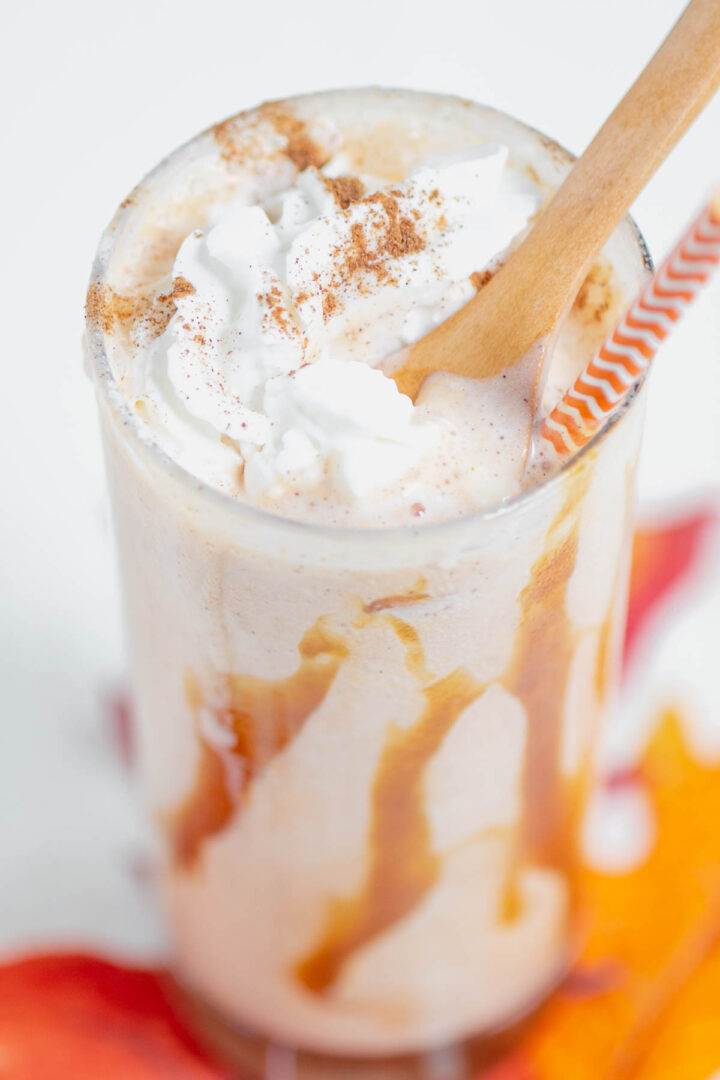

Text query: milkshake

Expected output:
[85,89,650,1072]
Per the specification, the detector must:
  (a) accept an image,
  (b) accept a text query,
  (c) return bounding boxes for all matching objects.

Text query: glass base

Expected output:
[169,980,544,1080]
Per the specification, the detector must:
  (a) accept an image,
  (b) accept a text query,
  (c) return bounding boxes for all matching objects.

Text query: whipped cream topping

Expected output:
[136,145,539,515]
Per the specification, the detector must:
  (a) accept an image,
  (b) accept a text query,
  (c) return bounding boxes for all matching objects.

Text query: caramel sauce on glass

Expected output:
[167,464,614,999]
[167,620,348,869]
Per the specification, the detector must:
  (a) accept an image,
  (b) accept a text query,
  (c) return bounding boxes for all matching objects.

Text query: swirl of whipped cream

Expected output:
[143,145,538,503]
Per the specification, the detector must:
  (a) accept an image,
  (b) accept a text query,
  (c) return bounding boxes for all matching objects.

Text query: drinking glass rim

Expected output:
[86,87,653,551]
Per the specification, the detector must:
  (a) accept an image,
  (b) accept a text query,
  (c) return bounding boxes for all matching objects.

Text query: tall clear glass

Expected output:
[85,90,651,1079]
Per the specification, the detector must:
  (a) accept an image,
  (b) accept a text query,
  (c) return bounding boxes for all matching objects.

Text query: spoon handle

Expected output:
[504,0,720,343]
[397,0,720,393]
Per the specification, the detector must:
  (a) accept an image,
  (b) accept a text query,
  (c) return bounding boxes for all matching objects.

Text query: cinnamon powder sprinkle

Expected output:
[213,103,330,172]
[213,118,245,165]
[261,103,331,171]
[322,292,338,320]
[321,175,365,209]
[343,222,382,279]
[334,192,425,283]
[172,276,196,300]
[470,268,494,292]
[86,282,176,338]
[257,283,294,336]
[363,191,426,260]
[319,191,428,321]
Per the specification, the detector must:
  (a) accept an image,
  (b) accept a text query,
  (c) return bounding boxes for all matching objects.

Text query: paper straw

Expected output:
[541,190,720,458]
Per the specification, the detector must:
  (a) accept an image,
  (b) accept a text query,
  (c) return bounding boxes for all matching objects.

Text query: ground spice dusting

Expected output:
[364,191,426,259]
[212,118,245,164]
[256,283,296,336]
[322,292,338,320]
[318,190,428,320]
[341,221,385,281]
[172,276,196,300]
[471,268,494,291]
[334,194,426,282]
[85,283,112,332]
[259,103,331,171]
[321,175,365,209]
[213,103,330,172]
[86,282,177,338]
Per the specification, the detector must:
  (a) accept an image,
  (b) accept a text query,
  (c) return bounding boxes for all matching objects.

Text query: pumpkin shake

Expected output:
[85,88,650,1074]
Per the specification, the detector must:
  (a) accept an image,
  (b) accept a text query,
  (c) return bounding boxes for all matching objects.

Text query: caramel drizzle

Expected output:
[169,470,602,992]
[296,647,485,994]
[504,526,580,865]
[298,488,590,995]
[166,621,348,869]
[166,735,236,872]
[386,616,428,681]
[362,577,429,614]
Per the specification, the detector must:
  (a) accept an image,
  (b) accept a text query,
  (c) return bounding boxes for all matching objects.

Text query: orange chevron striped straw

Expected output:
[541,188,720,458]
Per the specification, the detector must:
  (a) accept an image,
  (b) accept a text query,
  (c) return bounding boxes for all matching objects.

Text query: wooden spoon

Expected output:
[392,0,720,403]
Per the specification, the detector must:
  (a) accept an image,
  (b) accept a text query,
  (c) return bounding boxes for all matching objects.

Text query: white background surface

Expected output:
[2,0,719,959]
